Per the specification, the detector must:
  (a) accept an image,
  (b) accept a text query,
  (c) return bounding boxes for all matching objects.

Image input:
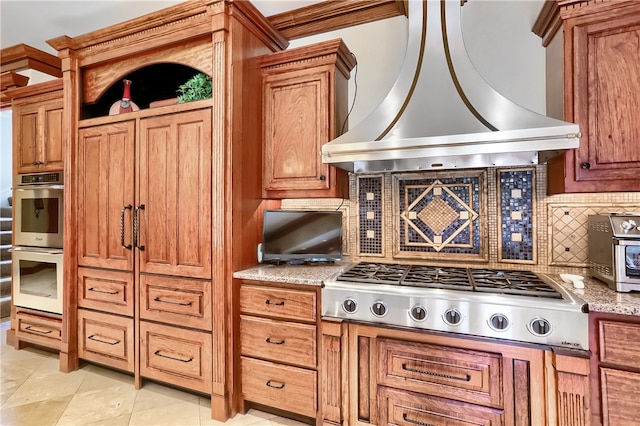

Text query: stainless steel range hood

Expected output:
[321,0,580,173]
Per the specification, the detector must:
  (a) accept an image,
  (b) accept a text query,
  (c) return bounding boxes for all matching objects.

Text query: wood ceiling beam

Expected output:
[267,0,407,40]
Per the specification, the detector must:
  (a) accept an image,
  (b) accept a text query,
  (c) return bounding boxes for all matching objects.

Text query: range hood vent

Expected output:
[321,0,580,173]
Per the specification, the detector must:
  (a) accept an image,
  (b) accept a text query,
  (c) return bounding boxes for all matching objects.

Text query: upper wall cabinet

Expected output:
[548,0,640,194]
[10,80,63,175]
[260,39,355,199]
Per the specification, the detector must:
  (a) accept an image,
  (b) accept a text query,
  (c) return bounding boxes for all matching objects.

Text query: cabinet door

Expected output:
[551,8,640,193]
[138,109,212,279]
[13,98,63,174]
[77,121,135,271]
[263,70,340,197]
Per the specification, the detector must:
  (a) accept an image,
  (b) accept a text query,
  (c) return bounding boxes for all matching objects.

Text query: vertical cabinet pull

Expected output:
[134,204,145,251]
[120,204,133,249]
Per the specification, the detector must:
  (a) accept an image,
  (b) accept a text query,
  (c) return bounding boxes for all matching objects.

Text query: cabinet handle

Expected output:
[265,299,284,306]
[88,287,119,295]
[134,204,145,251]
[319,174,326,181]
[402,413,434,426]
[153,297,192,306]
[401,363,471,382]
[266,337,285,345]
[581,162,591,170]
[24,325,52,334]
[265,380,285,389]
[154,350,193,363]
[120,204,133,250]
[88,334,120,345]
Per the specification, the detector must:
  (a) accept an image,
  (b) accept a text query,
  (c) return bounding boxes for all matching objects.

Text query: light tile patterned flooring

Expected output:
[0,319,306,426]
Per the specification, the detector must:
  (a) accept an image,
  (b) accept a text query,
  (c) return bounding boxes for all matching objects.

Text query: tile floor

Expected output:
[0,319,307,425]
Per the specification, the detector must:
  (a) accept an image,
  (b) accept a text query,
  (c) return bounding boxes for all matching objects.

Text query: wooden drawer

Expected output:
[600,367,640,426]
[599,320,640,369]
[240,283,316,322]
[240,315,316,368]
[77,309,134,372]
[241,356,317,418]
[78,267,133,316]
[378,338,503,408]
[140,321,212,394]
[378,386,504,426]
[15,310,62,349]
[140,275,211,331]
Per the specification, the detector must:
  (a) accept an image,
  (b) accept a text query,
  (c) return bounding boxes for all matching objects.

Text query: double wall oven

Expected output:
[11,172,64,314]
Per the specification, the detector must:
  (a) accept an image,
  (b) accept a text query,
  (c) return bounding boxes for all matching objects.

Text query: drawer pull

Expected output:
[266,380,285,389]
[154,350,193,363]
[403,413,434,426]
[266,337,285,345]
[24,325,53,334]
[265,299,285,306]
[401,363,471,382]
[153,297,193,306]
[88,287,119,295]
[88,335,120,345]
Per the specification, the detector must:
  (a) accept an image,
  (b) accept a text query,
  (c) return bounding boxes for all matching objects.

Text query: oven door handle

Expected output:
[121,205,133,250]
[614,239,640,247]
[134,204,145,251]
[15,185,64,191]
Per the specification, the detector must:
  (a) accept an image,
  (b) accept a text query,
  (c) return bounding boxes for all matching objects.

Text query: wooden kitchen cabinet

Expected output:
[238,280,321,421]
[548,1,640,193]
[260,39,355,199]
[11,79,64,174]
[589,312,640,426]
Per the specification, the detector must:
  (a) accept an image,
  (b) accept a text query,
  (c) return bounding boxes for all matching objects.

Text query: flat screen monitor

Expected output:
[262,210,343,263]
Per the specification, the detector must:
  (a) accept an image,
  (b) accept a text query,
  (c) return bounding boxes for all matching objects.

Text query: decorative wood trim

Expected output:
[0,71,30,109]
[267,0,407,40]
[558,0,640,20]
[0,44,62,77]
[3,78,62,101]
[532,0,562,47]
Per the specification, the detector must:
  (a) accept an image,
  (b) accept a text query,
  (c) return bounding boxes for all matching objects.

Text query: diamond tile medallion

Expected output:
[393,171,487,261]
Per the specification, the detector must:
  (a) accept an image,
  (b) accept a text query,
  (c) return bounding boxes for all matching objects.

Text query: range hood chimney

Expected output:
[321,0,580,173]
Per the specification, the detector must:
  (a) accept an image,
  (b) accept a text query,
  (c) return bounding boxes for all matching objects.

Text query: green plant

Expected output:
[176,73,212,103]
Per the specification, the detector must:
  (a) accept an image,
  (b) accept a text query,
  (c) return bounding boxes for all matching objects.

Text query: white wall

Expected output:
[289,0,546,129]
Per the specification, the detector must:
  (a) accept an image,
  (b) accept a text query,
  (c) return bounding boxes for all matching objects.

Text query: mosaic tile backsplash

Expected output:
[284,165,640,273]
[393,171,486,261]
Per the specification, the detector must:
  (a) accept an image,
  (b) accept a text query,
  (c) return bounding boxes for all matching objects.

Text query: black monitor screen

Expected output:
[262,210,343,262]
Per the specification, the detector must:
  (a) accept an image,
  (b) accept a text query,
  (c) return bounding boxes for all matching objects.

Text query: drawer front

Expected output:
[77,309,134,372]
[599,320,640,368]
[600,367,640,426]
[378,338,503,408]
[140,321,212,394]
[240,315,316,368]
[140,275,211,331]
[78,267,133,316]
[16,311,62,349]
[241,356,317,418]
[240,283,316,322]
[378,386,504,426]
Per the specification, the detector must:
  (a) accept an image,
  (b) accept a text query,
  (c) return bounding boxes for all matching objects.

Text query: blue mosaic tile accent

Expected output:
[397,175,482,255]
[499,168,534,262]
[358,175,383,255]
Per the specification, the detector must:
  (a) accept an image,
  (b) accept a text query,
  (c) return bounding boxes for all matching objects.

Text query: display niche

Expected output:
[81,63,208,120]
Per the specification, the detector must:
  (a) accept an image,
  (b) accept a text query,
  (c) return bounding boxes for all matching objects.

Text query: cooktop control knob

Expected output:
[342,298,357,314]
[371,301,388,317]
[621,220,637,232]
[443,308,462,326]
[529,318,551,336]
[489,313,509,331]
[410,305,427,321]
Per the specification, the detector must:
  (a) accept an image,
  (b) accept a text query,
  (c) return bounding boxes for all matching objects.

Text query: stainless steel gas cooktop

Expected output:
[322,262,589,349]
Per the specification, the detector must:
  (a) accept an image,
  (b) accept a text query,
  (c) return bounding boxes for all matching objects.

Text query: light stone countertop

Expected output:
[233,264,640,317]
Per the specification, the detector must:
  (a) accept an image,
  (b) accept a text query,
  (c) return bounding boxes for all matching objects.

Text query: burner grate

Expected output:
[402,265,472,290]
[469,269,562,299]
[337,262,408,285]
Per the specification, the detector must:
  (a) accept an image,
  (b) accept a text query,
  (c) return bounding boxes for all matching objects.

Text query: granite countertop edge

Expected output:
[233,264,640,317]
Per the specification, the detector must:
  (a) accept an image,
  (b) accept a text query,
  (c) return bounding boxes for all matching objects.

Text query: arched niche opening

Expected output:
[82,63,208,119]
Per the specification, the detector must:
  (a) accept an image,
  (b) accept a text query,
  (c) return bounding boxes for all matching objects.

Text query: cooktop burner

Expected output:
[336,262,561,298]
